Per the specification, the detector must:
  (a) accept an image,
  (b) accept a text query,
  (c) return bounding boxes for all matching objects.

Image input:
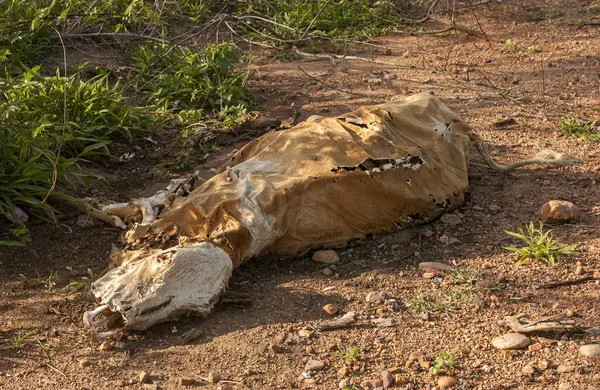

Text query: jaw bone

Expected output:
[84,243,232,338]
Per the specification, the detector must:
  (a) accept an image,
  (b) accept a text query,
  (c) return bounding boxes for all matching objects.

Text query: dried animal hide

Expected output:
[86,93,473,335]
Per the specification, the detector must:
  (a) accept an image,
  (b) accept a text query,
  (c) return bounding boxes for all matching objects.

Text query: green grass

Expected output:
[11,332,30,348]
[409,293,446,314]
[560,116,599,142]
[504,222,578,265]
[63,267,106,293]
[429,349,458,375]
[18,271,59,291]
[337,346,360,362]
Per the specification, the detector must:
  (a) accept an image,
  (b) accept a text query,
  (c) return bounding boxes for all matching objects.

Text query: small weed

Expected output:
[64,267,105,293]
[338,346,360,362]
[410,293,446,314]
[37,340,54,354]
[501,39,517,53]
[505,222,578,265]
[528,46,541,53]
[11,332,30,348]
[18,271,59,291]
[450,268,479,285]
[429,349,458,375]
[560,116,599,142]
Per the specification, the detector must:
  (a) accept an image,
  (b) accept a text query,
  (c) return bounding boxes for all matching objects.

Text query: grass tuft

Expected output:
[504,222,578,265]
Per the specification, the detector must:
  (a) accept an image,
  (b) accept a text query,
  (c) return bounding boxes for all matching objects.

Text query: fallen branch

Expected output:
[538,276,596,289]
[503,312,576,333]
[52,32,170,44]
[313,311,357,331]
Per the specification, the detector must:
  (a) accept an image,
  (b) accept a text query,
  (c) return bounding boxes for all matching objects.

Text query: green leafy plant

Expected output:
[560,116,599,142]
[409,293,446,314]
[18,271,59,291]
[337,346,360,362]
[504,222,578,265]
[501,39,517,53]
[11,332,30,348]
[64,267,106,292]
[429,349,458,375]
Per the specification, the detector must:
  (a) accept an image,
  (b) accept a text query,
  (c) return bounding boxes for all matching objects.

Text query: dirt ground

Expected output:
[2,1,600,389]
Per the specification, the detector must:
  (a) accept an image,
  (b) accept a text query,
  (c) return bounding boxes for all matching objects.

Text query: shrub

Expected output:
[504,222,578,265]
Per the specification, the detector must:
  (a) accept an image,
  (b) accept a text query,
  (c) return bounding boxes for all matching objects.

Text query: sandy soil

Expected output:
[1,1,600,389]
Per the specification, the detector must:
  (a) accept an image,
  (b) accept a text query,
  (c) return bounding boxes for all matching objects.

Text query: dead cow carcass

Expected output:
[84,93,578,337]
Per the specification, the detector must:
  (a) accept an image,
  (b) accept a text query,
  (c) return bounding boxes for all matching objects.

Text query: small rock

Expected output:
[558,384,573,390]
[476,279,496,289]
[312,250,340,264]
[218,385,233,390]
[270,343,284,354]
[381,370,394,388]
[418,262,454,272]
[388,367,402,375]
[491,333,531,350]
[179,378,196,386]
[339,379,352,389]
[305,360,325,372]
[489,205,500,213]
[440,214,462,226]
[594,271,600,279]
[322,268,334,276]
[208,372,221,383]
[438,376,457,388]
[338,366,350,378]
[372,318,395,328]
[575,263,585,276]
[537,200,581,224]
[422,272,437,279]
[367,78,383,85]
[323,304,337,315]
[528,342,542,352]
[538,360,550,370]
[580,344,600,358]
[360,379,383,389]
[522,364,535,375]
[557,364,578,373]
[98,341,113,351]
[366,291,389,303]
[78,359,91,368]
[299,329,312,338]
[139,371,150,384]
[394,374,407,385]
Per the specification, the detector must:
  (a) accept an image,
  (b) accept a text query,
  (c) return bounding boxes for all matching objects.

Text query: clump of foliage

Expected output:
[0,66,153,228]
[131,43,250,116]
[429,349,458,375]
[338,346,360,362]
[501,39,517,54]
[504,222,578,265]
[560,116,599,142]
[409,293,446,314]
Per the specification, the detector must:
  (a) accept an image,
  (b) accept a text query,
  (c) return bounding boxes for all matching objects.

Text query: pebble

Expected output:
[489,205,500,213]
[139,371,150,384]
[537,200,581,224]
[217,385,233,390]
[557,364,578,373]
[580,344,600,358]
[366,291,389,303]
[360,379,383,389]
[270,343,284,353]
[437,376,457,388]
[338,366,349,377]
[321,268,334,276]
[575,262,585,276]
[440,214,462,226]
[381,370,394,388]
[388,367,402,375]
[522,364,535,375]
[179,378,196,386]
[339,379,352,389]
[476,279,496,289]
[98,341,113,351]
[299,329,311,338]
[78,359,91,368]
[418,262,454,272]
[528,342,542,352]
[305,360,325,372]
[558,384,573,390]
[394,374,407,385]
[422,272,437,279]
[372,318,395,328]
[538,360,550,370]
[208,372,221,383]
[323,304,337,315]
[312,250,340,264]
[491,333,531,350]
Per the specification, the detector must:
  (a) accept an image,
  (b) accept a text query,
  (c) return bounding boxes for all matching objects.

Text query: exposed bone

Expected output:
[313,311,357,331]
[83,304,124,340]
[66,199,126,229]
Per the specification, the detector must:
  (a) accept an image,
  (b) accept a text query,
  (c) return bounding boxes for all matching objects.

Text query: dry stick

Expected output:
[293,47,439,71]
[293,62,369,97]
[42,27,68,205]
[46,363,67,377]
[53,32,170,44]
[538,276,596,289]
[299,0,332,40]
[467,0,492,48]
